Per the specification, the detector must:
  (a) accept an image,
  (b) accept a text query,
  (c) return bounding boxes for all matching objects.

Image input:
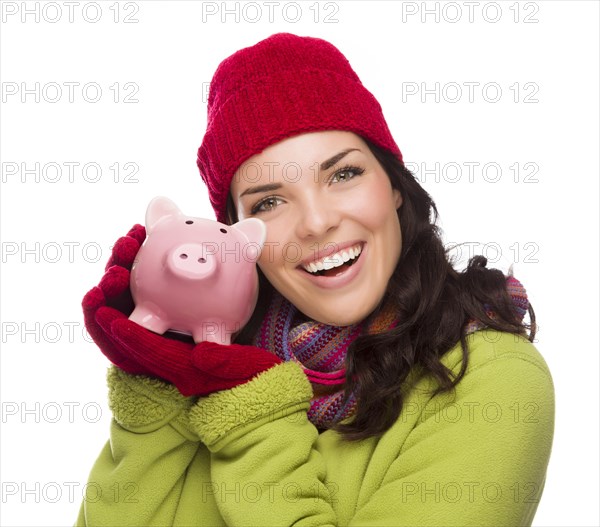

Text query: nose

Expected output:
[294,193,341,240]
[167,243,217,280]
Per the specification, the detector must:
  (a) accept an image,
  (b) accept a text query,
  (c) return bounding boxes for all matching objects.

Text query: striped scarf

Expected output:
[253,276,528,430]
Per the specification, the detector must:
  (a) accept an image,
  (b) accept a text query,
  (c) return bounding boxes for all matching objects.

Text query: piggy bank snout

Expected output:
[167,243,217,280]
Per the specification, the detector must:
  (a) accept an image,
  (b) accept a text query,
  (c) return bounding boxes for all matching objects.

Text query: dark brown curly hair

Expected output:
[225,138,536,441]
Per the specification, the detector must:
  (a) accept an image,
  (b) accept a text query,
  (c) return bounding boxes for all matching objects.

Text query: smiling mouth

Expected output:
[311,255,361,277]
[300,246,364,278]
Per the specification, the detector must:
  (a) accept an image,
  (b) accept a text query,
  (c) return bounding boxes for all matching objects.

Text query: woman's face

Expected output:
[231,131,403,326]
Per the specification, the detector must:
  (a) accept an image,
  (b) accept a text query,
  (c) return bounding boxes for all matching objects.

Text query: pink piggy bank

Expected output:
[129,196,266,345]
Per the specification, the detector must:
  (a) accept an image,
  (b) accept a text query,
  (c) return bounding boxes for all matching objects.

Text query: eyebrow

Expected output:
[239,148,361,198]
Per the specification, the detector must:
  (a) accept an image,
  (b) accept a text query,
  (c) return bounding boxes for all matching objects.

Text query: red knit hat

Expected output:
[196,32,403,224]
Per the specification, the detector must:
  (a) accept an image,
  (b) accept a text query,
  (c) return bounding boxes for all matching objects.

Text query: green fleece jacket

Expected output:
[75,330,555,526]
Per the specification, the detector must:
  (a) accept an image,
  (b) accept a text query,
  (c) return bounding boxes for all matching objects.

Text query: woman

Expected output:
[77,33,555,526]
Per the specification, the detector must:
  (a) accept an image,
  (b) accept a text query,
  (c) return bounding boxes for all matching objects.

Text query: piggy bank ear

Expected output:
[145,196,182,234]
[232,218,267,261]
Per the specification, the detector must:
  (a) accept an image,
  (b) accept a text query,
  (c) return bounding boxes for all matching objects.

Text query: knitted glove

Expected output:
[82,224,155,376]
[108,318,283,397]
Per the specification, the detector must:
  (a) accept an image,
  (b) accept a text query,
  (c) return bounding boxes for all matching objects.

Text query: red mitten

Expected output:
[82,223,207,392]
[82,224,155,375]
[109,318,282,396]
[191,341,284,389]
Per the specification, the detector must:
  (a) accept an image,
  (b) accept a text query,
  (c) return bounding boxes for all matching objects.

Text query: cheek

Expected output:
[364,205,394,232]
[350,180,398,232]
[357,183,402,268]
[257,224,287,274]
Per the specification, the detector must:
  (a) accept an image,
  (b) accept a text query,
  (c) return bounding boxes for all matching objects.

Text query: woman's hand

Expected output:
[109,318,283,396]
[82,224,282,395]
[81,224,157,376]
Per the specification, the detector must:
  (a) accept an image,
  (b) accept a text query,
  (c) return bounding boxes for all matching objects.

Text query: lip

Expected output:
[297,242,367,289]
[297,240,365,268]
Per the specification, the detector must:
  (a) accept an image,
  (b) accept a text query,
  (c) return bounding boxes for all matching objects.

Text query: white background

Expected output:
[1,1,598,525]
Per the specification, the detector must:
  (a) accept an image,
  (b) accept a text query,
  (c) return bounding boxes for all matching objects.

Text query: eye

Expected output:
[250,196,283,215]
[330,165,365,184]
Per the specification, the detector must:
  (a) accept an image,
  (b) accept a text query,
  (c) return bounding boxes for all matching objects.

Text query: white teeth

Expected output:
[302,244,362,274]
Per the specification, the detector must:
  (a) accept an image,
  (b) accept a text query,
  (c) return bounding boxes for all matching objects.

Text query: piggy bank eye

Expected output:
[186,220,194,225]
[220,228,227,233]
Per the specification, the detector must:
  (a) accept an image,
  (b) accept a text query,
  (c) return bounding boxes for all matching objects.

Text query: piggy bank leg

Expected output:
[192,323,231,346]
[129,306,171,336]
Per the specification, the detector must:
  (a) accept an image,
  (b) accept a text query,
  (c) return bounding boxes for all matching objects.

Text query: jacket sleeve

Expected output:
[75,366,204,526]
[188,361,339,527]
[347,341,556,526]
